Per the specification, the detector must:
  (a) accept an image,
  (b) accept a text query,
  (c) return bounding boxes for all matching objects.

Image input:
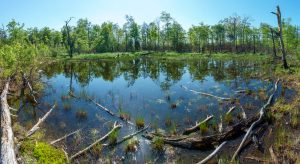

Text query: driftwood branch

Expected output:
[183,115,214,135]
[226,106,236,115]
[50,129,81,145]
[87,96,134,125]
[231,79,280,162]
[189,89,231,101]
[26,104,56,137]
[197,141,227,164]
[70,121,122,160]
[1,78,17,164]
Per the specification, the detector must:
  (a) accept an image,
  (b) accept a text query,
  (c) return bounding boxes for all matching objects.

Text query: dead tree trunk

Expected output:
[272,6,288,69]
[1,78,17,164]
[270,28,277,58]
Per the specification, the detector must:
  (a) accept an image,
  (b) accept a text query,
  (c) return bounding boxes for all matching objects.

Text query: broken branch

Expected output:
[26,103,56,138]
[183,115,214,135]
[70,121,122,160]
[50,129,81,145]
[197,141,227,164]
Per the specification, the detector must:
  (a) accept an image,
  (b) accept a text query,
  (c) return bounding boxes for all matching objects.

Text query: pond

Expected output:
[13,56,294,163]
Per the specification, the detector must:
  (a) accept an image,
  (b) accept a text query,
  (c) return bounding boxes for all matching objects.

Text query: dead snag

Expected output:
[50,129,81,145]
[26,104,56,138]
[197,141,227,164]
[231,79,280,162]
[70,121,122,160]
[272,6,288,69]
[1,78,17,164]
[183,115,214,135]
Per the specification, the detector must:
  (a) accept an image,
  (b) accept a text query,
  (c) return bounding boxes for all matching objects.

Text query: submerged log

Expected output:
[70,121,122,160]
[231,79,280,162]
[189,89,231,101]
[50,129,81,145]
[197,141,227,164]
[26,104,56,137]
[183,115,214,135]
[87,96,134,125]
[1,78,17,164]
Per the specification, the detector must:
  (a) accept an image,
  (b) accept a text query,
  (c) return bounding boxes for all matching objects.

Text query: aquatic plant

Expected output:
[63,103,71,110]
[151,137,164,152]
[164,115,172,127]
[199,122,209,134]
[108,129,120,144]
[76,109,88,119]
[90,143,103,156]
[224,113,233,124]
[135,116,145,129]
[125,138,139,153]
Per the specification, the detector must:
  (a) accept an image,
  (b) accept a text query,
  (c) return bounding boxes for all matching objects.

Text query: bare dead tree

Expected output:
[64,17,75,58]
[269,27,277,58]
[271,6,288,69]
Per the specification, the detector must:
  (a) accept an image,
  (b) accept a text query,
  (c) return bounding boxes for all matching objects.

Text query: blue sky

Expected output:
[1,0,299,30]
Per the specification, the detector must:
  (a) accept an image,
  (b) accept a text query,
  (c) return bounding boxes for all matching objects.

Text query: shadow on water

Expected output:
[14,57,295,163]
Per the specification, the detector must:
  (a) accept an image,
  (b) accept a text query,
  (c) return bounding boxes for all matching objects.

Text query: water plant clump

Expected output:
[108,129,120,144]
[199,122,209,134]
[63,103,71,110]
[135,116,145,129]
[125,138,140,153]
[76,109,88,119]
[151,136,164,152]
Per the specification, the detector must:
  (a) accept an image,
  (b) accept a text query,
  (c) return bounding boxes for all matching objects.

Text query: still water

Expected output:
[16,57,292,163]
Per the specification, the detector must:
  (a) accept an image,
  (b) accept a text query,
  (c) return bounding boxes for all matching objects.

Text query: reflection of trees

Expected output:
[43,58,271,91]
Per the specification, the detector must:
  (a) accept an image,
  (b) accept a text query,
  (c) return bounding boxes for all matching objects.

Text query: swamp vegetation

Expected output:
[0,5,300,164]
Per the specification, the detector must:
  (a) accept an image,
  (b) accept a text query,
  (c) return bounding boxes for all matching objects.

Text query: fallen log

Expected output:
[231,79,280,162]
[183,115,214,135]
[143,113,259,149]
[26,103,56,137]
[87,96,134,125]
[197,141,227,164]
[70,121,122,160]
[189,89,231,101]
[50,129,81,145]
[1,78,17,164]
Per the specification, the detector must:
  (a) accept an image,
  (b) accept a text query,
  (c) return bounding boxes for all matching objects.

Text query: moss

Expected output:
[20,140,66,164]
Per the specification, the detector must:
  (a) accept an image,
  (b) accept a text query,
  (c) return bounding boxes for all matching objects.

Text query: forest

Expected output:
[1,3,300,164]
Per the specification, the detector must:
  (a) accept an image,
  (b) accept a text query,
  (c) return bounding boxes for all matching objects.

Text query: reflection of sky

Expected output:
[16,59,282,162]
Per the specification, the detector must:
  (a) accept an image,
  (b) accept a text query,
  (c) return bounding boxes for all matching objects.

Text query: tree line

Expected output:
[0,11,299,59]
